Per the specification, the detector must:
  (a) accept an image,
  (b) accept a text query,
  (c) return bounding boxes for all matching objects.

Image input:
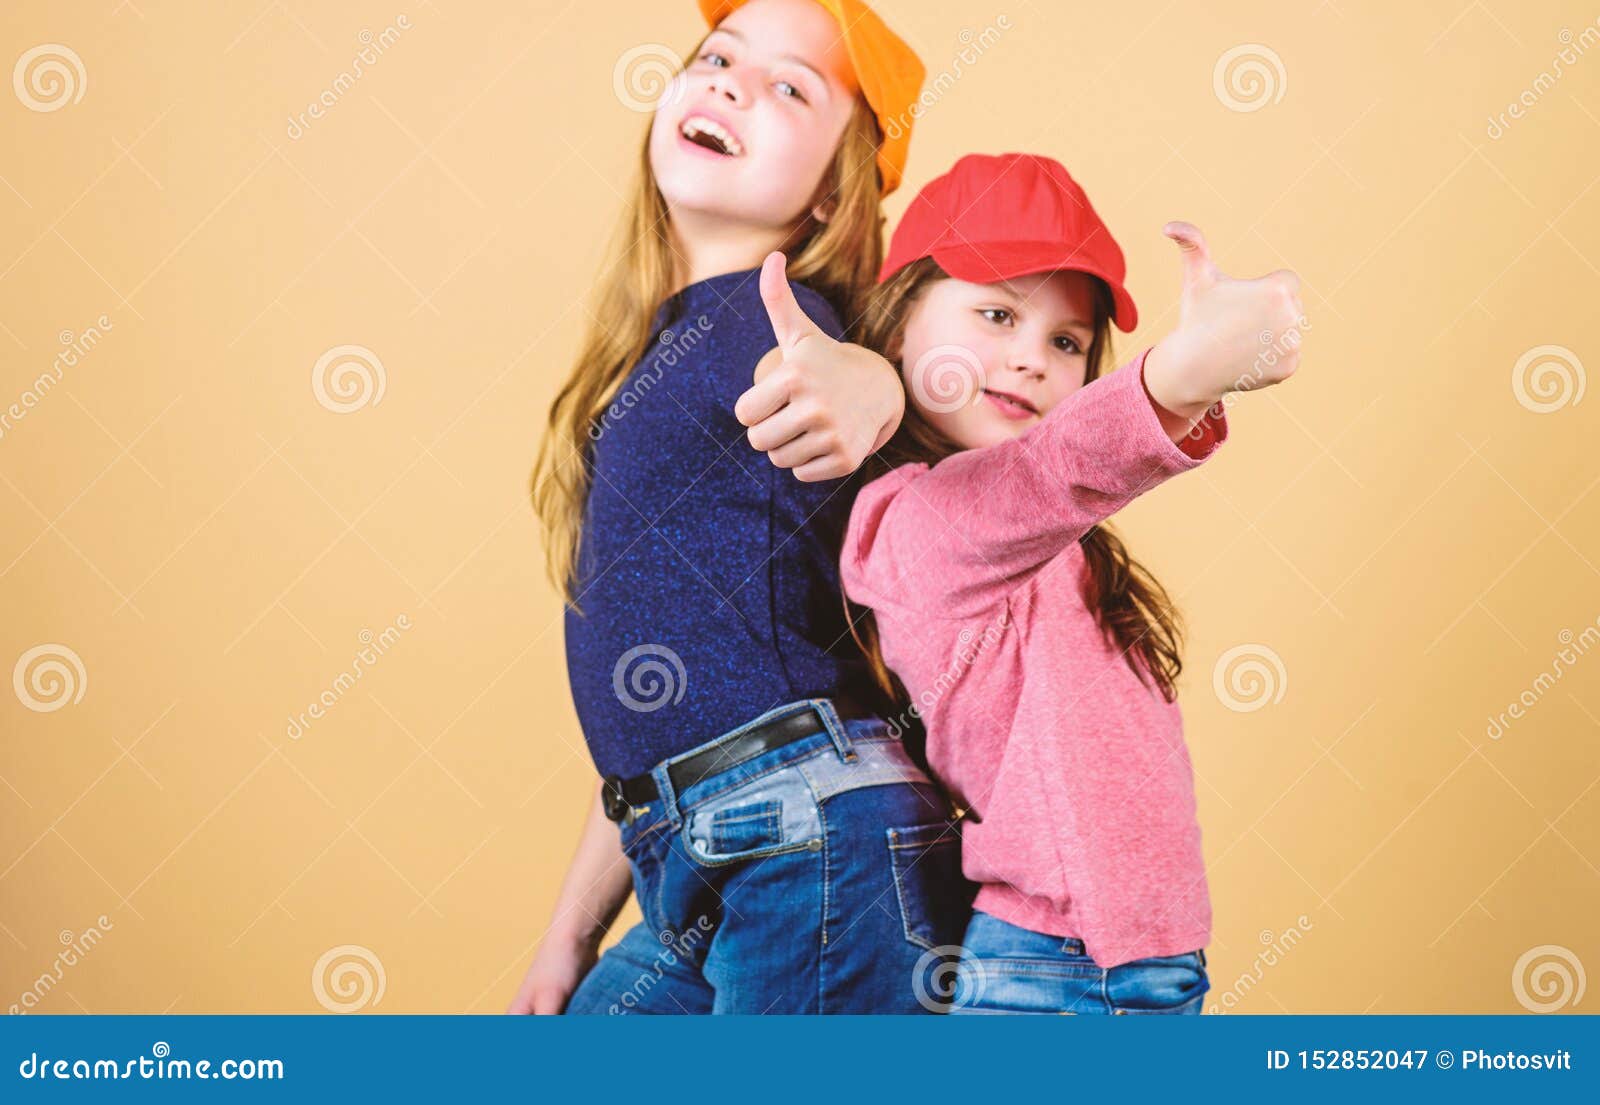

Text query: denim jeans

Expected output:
[564,700,973,1014]
[949,910,1209,1015]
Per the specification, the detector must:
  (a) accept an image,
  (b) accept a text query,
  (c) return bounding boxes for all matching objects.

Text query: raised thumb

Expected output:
[1163,220,1220,292]
[759,250,823,351]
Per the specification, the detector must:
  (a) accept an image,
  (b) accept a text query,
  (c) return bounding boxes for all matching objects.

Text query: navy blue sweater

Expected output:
[564,266,874,779]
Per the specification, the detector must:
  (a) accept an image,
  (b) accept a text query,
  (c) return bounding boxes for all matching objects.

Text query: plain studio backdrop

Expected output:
[1,1,1597,1014]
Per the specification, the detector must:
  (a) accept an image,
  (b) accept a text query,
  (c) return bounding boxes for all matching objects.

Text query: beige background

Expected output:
[1,0,1596,1014]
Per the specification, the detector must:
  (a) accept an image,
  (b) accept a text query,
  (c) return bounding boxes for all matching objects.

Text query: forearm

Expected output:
[944,349,1207,538]
[542,783,633,947]
[848,351,1219,615]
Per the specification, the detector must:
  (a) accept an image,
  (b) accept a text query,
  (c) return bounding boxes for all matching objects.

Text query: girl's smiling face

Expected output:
[898,270,1102,450]
[649,0,860,231]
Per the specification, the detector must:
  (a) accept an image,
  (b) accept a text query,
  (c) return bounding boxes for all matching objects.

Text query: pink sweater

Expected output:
[841,349,1228,967]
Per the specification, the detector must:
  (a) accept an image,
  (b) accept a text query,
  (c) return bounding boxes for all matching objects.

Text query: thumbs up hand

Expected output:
[1143,221,1307,423]
[734,251,905,482]
[757,248,829,353]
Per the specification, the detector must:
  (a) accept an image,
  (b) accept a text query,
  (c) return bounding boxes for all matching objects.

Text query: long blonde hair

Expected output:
[849,257,1188,703]
[531,47,885,600]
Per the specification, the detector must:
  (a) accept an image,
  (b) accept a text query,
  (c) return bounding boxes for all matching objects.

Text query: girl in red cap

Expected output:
[756,151,1308,1013]
[511,0,975,1016]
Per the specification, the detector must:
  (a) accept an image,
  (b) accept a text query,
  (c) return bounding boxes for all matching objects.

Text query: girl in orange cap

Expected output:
[510,0,970,1015]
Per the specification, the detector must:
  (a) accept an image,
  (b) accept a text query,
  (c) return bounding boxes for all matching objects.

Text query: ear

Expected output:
[811,200,835,225]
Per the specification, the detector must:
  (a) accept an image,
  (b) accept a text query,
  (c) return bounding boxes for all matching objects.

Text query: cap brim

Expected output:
[923,240,1138,332]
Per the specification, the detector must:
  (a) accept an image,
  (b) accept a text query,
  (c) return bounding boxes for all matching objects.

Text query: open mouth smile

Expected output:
[679,113,746,157]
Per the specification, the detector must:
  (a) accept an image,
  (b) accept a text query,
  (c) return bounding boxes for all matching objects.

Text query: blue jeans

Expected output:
[564,700,973,1014]
[949,910,1209,1015]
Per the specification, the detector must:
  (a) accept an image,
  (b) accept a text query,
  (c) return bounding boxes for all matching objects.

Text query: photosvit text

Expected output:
[1265,1048,1574,1072]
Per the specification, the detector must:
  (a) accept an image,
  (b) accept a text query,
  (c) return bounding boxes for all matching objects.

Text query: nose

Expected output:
[706,66,749,106]
[1004,335,1050,381]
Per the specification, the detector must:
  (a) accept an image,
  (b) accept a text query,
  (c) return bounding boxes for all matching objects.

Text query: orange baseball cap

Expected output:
[696,0,925,195]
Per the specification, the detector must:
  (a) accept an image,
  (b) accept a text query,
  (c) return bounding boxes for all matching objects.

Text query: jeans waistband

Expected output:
[657,699,871,804]
[620,699,900,830]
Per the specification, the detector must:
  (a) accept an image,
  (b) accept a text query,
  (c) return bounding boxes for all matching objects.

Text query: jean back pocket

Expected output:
[887,819,972,950]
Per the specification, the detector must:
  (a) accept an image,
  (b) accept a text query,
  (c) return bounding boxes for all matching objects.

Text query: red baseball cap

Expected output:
[879,152,1138,331]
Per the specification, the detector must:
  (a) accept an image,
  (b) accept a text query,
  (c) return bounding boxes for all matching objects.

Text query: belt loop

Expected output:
[652,762,684,829]
[812,698,857,763]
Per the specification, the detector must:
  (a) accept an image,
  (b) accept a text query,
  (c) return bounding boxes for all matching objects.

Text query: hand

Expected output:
[734,251,904,482]
[1144,221,1306,420]
[506,928,601,1015]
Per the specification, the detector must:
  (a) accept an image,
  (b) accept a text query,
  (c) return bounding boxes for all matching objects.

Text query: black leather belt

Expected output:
[601,701,867,822]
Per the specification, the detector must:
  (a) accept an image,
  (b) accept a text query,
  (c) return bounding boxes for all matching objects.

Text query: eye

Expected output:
[699,51,730,68]
[774,79,808,103]
[979,308,1012,325]
[1053,334,1084,354]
